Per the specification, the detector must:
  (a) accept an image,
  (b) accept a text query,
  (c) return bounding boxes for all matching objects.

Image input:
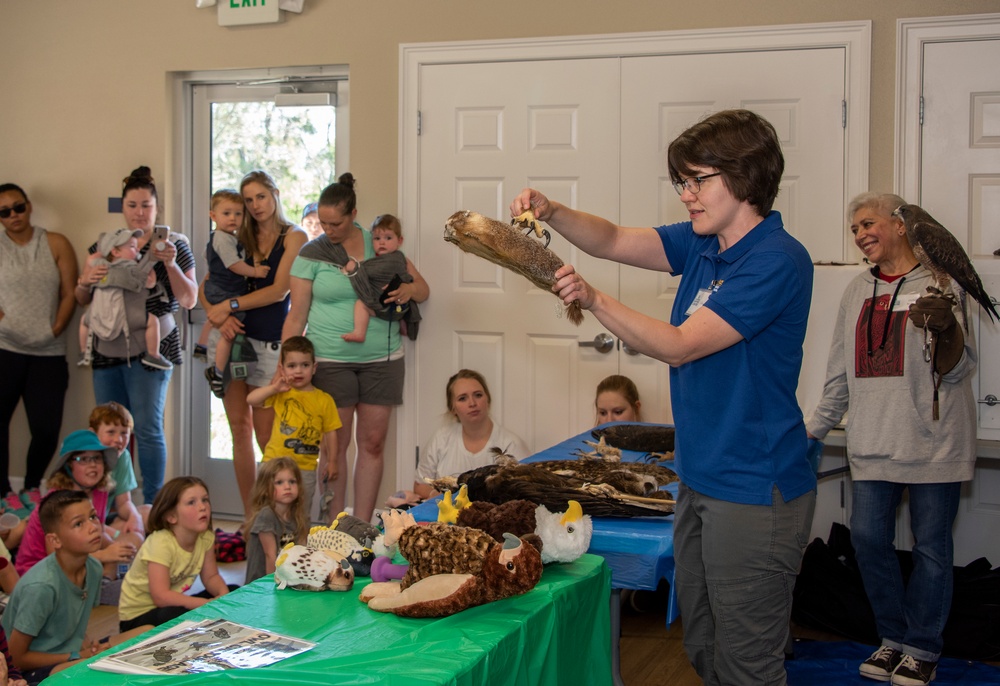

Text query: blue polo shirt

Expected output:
[657,211,815,505]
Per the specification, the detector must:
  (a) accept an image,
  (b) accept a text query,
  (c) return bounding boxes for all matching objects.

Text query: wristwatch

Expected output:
[229,298,240,312]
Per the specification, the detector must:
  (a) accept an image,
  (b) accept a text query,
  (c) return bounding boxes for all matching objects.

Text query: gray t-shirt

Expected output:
[245,506,298,585]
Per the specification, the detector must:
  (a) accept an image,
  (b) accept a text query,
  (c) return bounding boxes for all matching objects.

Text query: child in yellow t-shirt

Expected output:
[247,336,341,518]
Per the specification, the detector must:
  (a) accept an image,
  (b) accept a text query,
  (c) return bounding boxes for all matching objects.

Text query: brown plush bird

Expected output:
[363,533,542,618]
[444,210,584,325]
[893,204,999,326]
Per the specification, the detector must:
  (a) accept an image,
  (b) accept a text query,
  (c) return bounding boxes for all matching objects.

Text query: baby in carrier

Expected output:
[78,227,172,370]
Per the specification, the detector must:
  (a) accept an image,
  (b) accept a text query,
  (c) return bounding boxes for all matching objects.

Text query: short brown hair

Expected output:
[39,490,90,534]
[148,476,211,533]
[211,188,242,210]
[89,401,134,431]
[667,109,784,217]
[280,335,315,364]
[371,214,402,239]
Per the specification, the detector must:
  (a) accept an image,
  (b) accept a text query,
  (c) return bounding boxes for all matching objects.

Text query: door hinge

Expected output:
[415,446,420,467]
[417,111,422,136]
[919,96,924,127]
[841,100,847,129]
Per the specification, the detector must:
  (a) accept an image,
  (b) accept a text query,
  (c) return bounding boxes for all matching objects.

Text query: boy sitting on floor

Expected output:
[0,491,149,684]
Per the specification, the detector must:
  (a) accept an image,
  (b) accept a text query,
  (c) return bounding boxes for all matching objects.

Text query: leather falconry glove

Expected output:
[908,296,963,375]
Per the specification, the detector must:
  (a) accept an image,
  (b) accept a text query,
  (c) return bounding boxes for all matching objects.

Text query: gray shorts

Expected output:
[206,328,281,388]
[313,357,404,407]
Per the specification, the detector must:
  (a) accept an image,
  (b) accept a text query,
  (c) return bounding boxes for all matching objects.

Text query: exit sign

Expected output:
[218,0,280,26]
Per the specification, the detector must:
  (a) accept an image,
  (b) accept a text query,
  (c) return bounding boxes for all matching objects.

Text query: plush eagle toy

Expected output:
[360,517,543,618]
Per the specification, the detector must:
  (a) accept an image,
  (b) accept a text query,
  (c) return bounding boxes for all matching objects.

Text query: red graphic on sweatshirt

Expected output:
[855,294,907,378]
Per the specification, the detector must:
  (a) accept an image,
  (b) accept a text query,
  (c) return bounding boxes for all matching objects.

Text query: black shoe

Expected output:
[204,367,226,398]
[193,344,208,362]
[891,655,937,685]
[860,645,904,682]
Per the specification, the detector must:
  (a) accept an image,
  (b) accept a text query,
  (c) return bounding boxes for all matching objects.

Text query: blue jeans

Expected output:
[850,480,961,662]
[93,362,171,504]
[674,483,816,686]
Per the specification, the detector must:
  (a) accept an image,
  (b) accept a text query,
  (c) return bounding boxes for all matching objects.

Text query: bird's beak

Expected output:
[892,206,903,218]
[561,500,584,525]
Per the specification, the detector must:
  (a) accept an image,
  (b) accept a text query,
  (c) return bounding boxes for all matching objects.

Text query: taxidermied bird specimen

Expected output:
[893,204,999,327]
[444,210,584,325]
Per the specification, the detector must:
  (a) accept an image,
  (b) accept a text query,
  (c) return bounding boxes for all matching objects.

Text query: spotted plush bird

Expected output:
[893,204,999,326]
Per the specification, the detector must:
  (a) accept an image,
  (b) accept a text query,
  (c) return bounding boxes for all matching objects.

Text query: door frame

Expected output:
[895,12,1000,203]
[169,65,348,513]
[398,21,872,489]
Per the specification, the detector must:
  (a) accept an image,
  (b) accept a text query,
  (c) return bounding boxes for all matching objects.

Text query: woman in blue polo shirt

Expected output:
[510,109,815,685]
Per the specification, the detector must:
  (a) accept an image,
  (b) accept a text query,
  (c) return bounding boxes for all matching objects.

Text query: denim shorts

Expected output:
[206,328,281,388]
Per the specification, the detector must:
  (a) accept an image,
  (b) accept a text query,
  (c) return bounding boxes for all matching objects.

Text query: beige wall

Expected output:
[1,0,995,495]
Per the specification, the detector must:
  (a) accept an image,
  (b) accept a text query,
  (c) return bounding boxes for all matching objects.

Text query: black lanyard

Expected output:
[866,265,918,356]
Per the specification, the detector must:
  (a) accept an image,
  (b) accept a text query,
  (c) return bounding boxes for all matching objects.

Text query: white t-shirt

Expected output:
[415,421,529,483]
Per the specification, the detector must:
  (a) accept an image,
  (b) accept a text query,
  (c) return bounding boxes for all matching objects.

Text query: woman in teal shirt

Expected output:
[282,174,428,524]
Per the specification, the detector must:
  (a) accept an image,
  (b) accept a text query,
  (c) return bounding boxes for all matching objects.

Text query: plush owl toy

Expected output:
[274,543,355,592]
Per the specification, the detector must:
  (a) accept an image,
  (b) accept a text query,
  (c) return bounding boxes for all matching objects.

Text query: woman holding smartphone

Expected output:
[76,166,198,505]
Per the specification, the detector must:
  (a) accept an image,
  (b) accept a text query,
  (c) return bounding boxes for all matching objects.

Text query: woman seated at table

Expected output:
[594,374,642,425]
[411,369,529,501]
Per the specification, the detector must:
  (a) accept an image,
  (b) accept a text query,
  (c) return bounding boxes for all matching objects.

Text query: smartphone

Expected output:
[152,225,170,249]
[379,274,405,307]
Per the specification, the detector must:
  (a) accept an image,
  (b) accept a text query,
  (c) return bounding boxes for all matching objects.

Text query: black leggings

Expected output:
[0,351,69,492]
[119,584,241,632]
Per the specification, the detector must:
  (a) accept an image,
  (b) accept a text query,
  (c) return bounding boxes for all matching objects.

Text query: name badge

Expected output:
[686,288,712,316]
[894,293,919,312]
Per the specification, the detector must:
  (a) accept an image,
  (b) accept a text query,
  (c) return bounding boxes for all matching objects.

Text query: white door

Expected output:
[416,58,623,458]
[911,36,1000,565]
[414,48,851,504]
[619,49,849,460]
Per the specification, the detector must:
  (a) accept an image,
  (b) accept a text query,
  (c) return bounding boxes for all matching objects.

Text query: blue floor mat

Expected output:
[787,641,1000,685]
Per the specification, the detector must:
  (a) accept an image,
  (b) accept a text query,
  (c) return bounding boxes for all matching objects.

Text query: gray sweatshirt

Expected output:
[806,265,977,483]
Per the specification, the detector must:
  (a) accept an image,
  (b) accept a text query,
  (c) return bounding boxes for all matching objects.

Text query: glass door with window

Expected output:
[185,74,346,517]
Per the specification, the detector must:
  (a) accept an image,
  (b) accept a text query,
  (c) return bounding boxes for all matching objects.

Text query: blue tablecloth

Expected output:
[412,423,680,625]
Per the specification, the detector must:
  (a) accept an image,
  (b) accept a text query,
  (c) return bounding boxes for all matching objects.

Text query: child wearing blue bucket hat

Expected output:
[14,431,137,586]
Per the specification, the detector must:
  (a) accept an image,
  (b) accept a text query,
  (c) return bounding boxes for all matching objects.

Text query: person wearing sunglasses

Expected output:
[0,183,78,506]
[510,109,816,685]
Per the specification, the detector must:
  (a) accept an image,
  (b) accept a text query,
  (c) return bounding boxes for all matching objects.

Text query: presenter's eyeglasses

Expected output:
[672,173,722,196]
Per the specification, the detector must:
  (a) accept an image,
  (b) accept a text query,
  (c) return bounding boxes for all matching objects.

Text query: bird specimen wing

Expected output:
[444,210,584,325]
[456,463,673,517]
[591,424,676,453]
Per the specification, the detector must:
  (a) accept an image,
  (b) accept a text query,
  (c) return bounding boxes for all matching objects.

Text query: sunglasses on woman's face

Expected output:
[0,202,28,219]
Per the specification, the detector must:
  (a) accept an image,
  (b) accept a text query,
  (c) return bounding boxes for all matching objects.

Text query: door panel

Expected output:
[416,59,622,458]
[914,36,1000,565]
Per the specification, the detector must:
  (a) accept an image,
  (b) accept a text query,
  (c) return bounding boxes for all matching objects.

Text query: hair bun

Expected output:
[124,165,154,186]
[338,172,356,189]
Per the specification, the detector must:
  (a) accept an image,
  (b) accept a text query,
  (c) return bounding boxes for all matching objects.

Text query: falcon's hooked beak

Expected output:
[891,206,904,219]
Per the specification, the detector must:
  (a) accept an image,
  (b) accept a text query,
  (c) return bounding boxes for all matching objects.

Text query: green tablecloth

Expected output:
[45,553,612,686]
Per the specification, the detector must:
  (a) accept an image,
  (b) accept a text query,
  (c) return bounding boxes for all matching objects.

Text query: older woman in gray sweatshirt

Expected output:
[806,192,977,686]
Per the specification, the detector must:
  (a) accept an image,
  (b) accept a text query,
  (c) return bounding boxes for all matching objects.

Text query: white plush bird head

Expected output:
[533,500,593,564]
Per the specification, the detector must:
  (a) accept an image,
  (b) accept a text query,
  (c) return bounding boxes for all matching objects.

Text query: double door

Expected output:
[413,47,848,472]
